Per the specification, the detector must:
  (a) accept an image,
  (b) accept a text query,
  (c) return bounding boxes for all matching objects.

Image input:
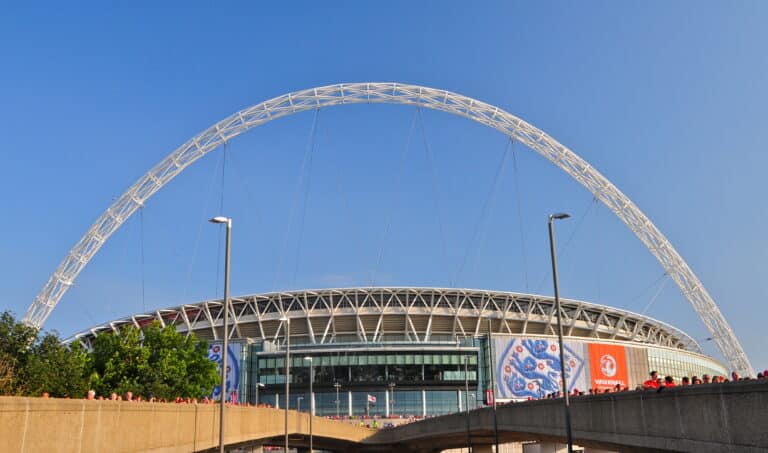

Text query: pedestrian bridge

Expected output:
[0,397,372,453]
[366,379,768,453]
[1,380,766,452]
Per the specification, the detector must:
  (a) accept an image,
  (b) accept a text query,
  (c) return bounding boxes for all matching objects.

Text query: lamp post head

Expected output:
[304,356,313,362]
[279,316,290,323]
[209,216,231,225]
[257,382,265,388]
[549,213,571,221]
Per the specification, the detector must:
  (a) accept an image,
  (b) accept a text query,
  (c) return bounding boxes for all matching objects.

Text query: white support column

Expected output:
[385,390,390,417]
[457,389,463,411]
[421,389,426,417]
[348,390,353,417]
[310,391,315,416]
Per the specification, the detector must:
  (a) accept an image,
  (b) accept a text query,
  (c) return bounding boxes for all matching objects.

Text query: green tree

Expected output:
[0,311,38,395]
[0,354,18,395]
[0,311,91,397]
[90,322,219,399]
[23,333,91,398]
[89,325,150,397]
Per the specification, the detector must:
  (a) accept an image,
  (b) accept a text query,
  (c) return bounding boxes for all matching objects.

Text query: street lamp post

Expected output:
[209,216,232,453]
[487,317,499,453]
[304,356,314,453]
[548,212,574,453]
[333,382,342,418]
[255,382,265,405]
[464,354,472,453]
[279,316,291,453]
[387,382,396,417]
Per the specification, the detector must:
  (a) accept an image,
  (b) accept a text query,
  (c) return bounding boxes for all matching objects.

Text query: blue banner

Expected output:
[208,342,242,402]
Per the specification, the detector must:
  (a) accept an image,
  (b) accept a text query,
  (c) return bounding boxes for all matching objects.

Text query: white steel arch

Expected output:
[24,82,753,375]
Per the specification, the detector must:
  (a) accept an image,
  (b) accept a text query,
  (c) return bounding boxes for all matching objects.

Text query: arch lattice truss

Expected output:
[25,82,753,375]
[69,288,699,353]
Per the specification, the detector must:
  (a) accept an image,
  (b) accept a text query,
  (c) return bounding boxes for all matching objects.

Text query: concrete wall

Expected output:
[0,397,372,453]
[2,380,766,453]
[365,379,768,452]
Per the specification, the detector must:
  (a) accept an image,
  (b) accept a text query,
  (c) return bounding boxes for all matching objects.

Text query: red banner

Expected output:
[485,389,494,405]
[588,343,628,391]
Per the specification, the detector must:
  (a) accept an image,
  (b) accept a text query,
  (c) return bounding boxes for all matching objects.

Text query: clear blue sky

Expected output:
[1,2,766,371]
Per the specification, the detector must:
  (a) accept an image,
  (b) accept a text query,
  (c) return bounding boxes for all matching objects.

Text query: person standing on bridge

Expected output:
[643,371,660,389]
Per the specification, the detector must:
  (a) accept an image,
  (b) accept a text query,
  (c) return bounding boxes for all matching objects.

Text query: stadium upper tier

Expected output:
[70,287,700,352]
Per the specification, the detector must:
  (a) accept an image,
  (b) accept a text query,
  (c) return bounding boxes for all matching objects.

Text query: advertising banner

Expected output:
[588,343,628,391]
[208,342,242,402]
[495,336,587,399]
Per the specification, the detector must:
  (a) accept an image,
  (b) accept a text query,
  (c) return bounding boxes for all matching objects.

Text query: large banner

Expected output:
[588,343,628,391]
[495,337,587,399]
[208,342,242,402]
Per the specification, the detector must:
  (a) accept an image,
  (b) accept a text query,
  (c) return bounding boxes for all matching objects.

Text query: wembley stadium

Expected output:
[69,287,727,417]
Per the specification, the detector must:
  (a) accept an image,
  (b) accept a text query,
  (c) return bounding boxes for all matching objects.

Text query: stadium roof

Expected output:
[70,287,700,353]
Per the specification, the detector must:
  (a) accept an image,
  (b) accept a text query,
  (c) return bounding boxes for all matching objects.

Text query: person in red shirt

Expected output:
[643,371,660,389]
[663,376,676,388]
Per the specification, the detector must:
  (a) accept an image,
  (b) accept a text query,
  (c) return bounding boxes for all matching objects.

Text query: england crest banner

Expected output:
[495,336,587,399]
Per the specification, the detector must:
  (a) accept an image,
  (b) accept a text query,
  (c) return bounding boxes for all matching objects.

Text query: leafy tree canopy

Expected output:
[0,311,219,400]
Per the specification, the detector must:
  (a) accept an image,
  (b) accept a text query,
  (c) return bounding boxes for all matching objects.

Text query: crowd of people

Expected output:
[36,367,767,411]
[531,368,768,400]
[640,369,767,390]
[38,390,270,406]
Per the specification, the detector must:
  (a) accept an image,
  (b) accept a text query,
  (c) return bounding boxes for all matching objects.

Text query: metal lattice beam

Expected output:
[26,82,753,375]
[66,287,699,354]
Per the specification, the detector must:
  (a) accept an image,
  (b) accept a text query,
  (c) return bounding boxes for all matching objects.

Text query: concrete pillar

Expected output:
[385,389,390,417]
[472,445,494,453]
[496,443,524,453]
[422,388,427,417]
[522,443,567,453]
[228,445,262,453]
[348,390,353,416]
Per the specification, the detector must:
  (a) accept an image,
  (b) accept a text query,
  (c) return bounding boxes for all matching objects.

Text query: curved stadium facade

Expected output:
[72,287,727,417]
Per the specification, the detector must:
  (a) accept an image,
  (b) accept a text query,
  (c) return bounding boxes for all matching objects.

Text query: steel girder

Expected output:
[25,82,753,375]
[68,287,697,353]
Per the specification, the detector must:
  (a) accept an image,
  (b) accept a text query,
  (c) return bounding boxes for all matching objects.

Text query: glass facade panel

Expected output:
[392,390,422,417]
[646,348,727,381]
[352,364,386,382]
[315,391,349,417]
[426,390,458,416]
